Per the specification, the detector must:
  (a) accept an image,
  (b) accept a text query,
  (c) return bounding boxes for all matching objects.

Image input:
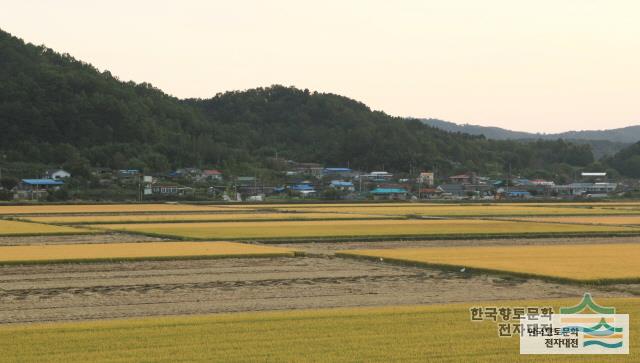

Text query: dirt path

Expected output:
[0,256,630,324]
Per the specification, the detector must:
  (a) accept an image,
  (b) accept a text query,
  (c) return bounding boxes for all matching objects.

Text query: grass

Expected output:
[0,219,98,236]
[0,203,238,215]
[0,241,296,264]
[338,243,640,283]
[88,219,638,241]
[20,212,389,224]
[271,205,640,217]
[0,299,638,362]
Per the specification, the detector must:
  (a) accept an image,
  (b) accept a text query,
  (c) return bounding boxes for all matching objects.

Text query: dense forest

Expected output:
[0,28,629,181]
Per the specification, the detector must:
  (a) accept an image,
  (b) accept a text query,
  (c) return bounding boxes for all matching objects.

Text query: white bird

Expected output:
[460,267,466,273]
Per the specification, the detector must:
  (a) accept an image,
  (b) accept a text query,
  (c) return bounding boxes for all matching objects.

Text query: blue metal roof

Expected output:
[22,179,64,186]
[506,191,531,196]
[370,188,407,194]
[324,168,352,172]
[330,180,354,187]
[290,184,315,191]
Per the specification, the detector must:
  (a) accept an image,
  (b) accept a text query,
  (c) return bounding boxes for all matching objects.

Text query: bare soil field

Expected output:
[0,256,630,324]
[0,233,168,246]
[277,235,640,254]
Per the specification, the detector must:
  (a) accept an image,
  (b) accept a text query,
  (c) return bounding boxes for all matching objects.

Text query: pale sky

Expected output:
[1,0,639,133]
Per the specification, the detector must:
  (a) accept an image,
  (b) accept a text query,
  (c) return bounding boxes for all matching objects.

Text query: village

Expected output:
[1,160,623,202]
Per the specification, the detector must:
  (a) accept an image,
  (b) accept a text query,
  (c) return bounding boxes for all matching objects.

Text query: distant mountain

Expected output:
[421,119,637,159]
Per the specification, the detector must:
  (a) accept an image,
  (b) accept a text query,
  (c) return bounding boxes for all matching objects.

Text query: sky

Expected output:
[1,0,639,133]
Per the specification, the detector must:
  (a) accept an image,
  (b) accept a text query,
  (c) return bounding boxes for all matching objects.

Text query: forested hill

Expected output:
[0,28,599,180]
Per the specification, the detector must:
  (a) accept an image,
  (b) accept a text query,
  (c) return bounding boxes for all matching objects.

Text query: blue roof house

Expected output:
[16,179,65,200]
[329,180,355,191]
[370,187,408,200]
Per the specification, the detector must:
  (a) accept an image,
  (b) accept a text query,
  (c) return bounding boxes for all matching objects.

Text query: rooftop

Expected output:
[370,188,407,194]
[22,179,64,186]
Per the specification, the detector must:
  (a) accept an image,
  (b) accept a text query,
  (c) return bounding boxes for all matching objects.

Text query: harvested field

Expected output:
[0,203,238,215]
[0,256,623,324]
[0,241,295,264]
[339,243,640,283]
[88,219,639,241]
[1,298,638,362]
[20,212,388,224]
[0,220,98,237]
[276,235,640,254]
[0,233,167,246]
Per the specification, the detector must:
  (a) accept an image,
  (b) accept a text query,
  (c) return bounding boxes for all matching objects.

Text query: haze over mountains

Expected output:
[422,119,639,159]
[422,119,640,143]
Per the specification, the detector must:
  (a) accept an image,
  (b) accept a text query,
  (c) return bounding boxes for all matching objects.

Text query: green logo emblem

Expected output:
[560,293,615,314]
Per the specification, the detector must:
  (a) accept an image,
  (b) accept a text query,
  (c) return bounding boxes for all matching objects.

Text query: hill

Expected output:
[421,119,635,158]
[0,28,598,181]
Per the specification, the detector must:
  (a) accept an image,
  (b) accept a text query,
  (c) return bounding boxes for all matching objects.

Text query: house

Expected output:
[46,169,71,180]
[417,188,439,199]
[201,169,223,181]
[449,173,477,185]
[530,179,555,186]
[552,183,617,196]
[417,172,434,186]
[463,183,492,197]
[361,171,393,182]
[370,187,408,200]
[172,168,202,179]
[512,178,533,187]
[329,180,355,192]
[118,169,141,177]
[504,190,532,199]
[289,184,317,197]
[286,161,324,177]
[151,184,193,196]
[436,184,465,198]
[15,179,64,200]
[323,168,354,178]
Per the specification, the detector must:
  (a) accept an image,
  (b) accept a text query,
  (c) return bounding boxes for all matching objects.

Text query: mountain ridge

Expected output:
[421,119,636,159]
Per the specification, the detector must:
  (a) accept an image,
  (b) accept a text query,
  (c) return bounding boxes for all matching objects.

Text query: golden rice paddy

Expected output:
[0,241,295,264]
[501,215,640,226]
[271,204,637,216]
[339,243,640,282]
[0,219,97,236]
[20,212,388,224]
[0,203,239,215]
[89,219,637,240]
[1,299,638,362]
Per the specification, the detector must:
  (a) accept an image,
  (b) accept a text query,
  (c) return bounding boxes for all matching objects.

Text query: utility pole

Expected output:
[507,162,512,196]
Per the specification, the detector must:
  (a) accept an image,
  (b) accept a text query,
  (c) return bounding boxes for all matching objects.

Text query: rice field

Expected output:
[19,212,388,224]
[1,299,638,362]
[0,203,239,215]
[0,241,295,264]
[0,219,98,236]
[501,215,640,226]
[88,219,638,241]
[338,243,640,283]
[271,204,638,217]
